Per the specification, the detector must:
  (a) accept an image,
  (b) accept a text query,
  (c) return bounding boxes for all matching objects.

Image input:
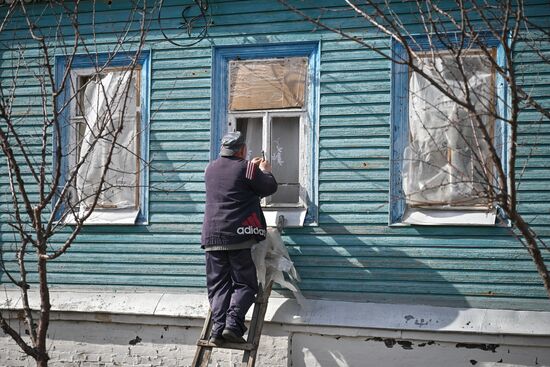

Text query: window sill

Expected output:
[400,207,497,226]
[264,207,307,228]
[63,208,140,226]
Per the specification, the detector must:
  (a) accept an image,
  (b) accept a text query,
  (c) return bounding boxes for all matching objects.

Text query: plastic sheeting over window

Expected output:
[229,57,308,111]
[403,51,496,208]
[76,70,140,222]
[251,228,305,306]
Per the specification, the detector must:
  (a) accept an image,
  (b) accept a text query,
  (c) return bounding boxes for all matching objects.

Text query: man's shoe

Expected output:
[222,329,246,343]
[209,335,224,346]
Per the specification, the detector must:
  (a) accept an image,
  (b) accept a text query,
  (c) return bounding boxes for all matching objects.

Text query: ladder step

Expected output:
[192,281,274,366]
[196,339,255,351]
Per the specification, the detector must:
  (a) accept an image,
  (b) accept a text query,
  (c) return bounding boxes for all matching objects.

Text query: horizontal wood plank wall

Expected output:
[0,0,549,311]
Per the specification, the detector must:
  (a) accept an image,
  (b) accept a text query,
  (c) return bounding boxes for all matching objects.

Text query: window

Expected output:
[212,43,319,226]
[390,35,507,225]
[228,57,307,208]
[54,51,150,225]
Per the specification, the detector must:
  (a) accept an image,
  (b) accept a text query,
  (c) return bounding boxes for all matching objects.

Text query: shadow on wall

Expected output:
[0,209,24,290]
[269,218,475,316]
[270,206,549,365]
[0,235,14,288]
[279,221,470,309]
[269,221,471,367]
[0,148,204,289]
[53,146,207,289]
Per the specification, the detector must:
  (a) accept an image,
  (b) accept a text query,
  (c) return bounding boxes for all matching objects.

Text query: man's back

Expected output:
[202,156,277,248]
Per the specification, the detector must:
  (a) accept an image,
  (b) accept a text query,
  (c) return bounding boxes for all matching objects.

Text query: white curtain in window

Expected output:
[77,70,138,213]
[403,53,494,207]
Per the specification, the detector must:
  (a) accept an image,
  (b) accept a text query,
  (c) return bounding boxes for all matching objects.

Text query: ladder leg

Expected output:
[193,282,273,367]
[194,348,212,367]
[241,281,273,367]
[192,309,214,367]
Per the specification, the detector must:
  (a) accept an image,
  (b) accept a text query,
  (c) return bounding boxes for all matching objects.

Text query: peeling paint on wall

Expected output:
[129,336,142,345]
[293,333,550,367]
[367,337,420,351]
[456,343,499,353]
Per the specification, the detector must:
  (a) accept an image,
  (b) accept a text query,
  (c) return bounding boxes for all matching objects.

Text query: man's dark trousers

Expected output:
[205,248,259,338]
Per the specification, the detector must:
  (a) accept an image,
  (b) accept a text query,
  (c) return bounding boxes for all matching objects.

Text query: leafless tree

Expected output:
[279,0,550,297]
[0,1,157,365]
[0,0,212,362]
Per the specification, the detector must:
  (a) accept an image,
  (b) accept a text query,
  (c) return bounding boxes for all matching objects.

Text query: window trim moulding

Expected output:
[53,50,151,225]
[389,33,509,227]
[211,42,320,226]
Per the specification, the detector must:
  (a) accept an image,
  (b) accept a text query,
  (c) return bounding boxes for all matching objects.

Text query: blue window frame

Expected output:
[390,34,508,225]
[54,51,151,225]
[211,42,320,226]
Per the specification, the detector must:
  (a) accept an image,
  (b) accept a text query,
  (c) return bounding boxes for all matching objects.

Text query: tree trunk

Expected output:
[512,213,550,298]
[35,238,51,367]
[36,357,48,367]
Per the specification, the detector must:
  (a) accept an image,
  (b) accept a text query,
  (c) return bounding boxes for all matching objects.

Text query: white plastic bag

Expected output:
[251,228,306,306]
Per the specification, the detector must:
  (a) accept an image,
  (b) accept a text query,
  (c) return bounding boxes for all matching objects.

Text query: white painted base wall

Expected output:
[291,333,550,367]
[1,289,550,367]
[0,320,289,367]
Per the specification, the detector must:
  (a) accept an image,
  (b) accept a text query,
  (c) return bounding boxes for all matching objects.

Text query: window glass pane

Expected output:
[270,116,300,204]
[229,57,308,111]
[403,51,494,207]
[236,117,263,161]
[76,75,92,116]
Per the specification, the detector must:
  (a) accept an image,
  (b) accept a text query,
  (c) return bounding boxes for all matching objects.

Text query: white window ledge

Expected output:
[264,207,307,228]
[63,208,139,225]
[402,208,497,226]
[2,288,550,338]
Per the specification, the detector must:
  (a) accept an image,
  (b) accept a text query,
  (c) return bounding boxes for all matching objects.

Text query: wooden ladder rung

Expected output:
[196,339,255,351]
[192,280,274,367]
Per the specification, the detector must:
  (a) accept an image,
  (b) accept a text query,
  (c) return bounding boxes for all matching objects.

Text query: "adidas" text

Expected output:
[236,226,266,236]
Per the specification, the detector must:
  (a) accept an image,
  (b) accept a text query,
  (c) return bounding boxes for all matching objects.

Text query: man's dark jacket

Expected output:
[201,156,278,249]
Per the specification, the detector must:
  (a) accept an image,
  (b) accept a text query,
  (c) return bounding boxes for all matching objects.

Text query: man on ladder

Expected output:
[201,131,278,346]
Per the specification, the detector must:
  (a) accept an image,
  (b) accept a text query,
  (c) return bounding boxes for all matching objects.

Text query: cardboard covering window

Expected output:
[229,57,308,111]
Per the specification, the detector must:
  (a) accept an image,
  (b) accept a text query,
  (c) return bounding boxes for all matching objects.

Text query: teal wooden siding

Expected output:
[1,0,549,312]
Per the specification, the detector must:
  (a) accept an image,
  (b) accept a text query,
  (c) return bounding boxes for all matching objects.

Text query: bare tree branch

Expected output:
[0,310,37,359]
[280,0,550,297]
[0,1,158,365]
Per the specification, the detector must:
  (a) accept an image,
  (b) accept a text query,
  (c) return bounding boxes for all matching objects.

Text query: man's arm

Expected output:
[245,159,278,198]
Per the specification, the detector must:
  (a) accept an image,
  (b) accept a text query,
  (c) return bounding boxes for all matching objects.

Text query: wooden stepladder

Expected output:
[191,280,274,367]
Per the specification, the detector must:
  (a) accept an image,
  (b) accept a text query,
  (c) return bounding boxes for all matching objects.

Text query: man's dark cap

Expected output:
[220,131,245,157]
